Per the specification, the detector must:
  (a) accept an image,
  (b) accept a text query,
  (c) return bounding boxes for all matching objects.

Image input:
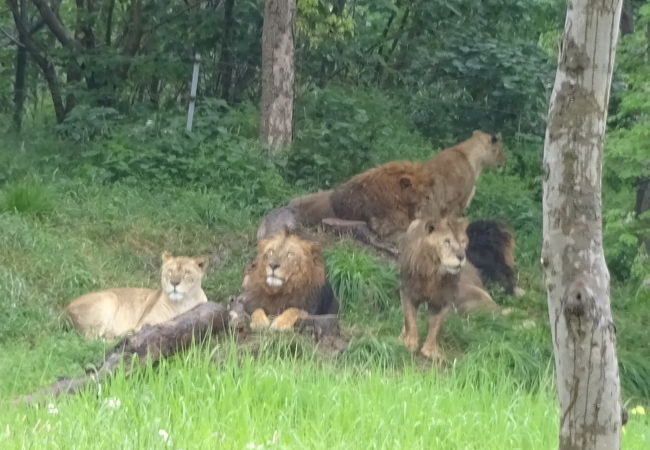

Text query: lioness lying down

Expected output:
[240,230,338,330]
[399,217,493,361]
[64,252,208,339]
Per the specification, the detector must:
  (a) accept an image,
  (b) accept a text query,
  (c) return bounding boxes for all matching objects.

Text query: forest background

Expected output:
[0,0,648,447]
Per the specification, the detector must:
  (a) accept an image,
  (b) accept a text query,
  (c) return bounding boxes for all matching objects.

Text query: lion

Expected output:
[398,216,494,361]
[239,231,338,330]
[330,130,505,240]
[64,252,209,339]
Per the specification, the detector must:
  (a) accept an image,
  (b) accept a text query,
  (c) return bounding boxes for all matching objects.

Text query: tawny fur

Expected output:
[240,231,338,330]
[64,252,209,339]
[331,130,505,240]
[398,217,494,361]
[287,189,336,227]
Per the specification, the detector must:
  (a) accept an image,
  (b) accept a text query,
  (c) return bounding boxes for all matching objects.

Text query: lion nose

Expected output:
[270,263,280,270]
[171,279,181,287]
[457,253,465,262]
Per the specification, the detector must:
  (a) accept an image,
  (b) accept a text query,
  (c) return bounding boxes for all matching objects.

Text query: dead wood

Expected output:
[17,301,248,403]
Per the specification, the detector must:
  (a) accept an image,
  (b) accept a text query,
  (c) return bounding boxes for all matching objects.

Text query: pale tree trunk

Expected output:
[542,1,623,449]
[260,0,295,150]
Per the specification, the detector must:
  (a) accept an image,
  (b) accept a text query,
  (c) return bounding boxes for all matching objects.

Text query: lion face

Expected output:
[160,252,208,301]
[411,217,469,275]
[473,130,506,168]
[256,232,323,294]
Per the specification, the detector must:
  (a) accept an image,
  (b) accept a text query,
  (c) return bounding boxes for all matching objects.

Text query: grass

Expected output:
[0,134,648,448]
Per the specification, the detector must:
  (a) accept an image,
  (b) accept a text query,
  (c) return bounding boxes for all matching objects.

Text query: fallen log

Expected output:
[18,301,248,403]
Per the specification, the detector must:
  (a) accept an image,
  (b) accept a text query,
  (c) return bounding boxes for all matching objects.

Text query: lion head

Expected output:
[160,251,209,301]
[253,231,326,296]
[401,217,469,277]
[472,130,505,168]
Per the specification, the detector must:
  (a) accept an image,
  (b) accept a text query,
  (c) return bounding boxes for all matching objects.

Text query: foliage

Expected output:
[0,179,55,216]
[324,242,399,318]
[288,85,431,188]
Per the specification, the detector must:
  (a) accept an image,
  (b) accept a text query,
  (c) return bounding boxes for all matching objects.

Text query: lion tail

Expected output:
[466,220,516,294]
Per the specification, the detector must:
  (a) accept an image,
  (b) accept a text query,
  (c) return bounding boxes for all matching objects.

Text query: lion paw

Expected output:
[250,309,271,330]
[400,330,419,353]
[420,343,444,364]
[270,308,308,331]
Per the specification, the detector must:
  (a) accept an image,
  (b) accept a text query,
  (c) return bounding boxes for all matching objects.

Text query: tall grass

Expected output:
[2,341,648,449]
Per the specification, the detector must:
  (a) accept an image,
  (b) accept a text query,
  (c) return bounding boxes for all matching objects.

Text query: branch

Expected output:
[0,26,24,47]
[30,0,80,49]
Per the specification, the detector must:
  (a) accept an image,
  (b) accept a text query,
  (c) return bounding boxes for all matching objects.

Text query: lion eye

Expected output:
[287,251,295,259]
[444,239,451,247]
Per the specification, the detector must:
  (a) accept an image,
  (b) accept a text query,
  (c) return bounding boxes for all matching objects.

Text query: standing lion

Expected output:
[398,217,493,361]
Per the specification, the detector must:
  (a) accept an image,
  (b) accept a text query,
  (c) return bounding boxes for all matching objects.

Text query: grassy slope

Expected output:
[0,142,648,447]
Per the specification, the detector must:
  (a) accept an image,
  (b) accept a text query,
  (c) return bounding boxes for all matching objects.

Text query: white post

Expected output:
[186,52,201,132]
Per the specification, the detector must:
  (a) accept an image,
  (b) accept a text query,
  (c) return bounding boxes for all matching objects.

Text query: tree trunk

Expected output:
[620,0,634,35]
[260,0,295,150]
[635,176,650,254]
[542,1,623,449]
[12,0,28,131]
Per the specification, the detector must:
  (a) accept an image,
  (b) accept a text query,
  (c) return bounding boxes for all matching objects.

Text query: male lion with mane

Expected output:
[399,217,494,361]
[240,231,338,330]
[64,252,209,339]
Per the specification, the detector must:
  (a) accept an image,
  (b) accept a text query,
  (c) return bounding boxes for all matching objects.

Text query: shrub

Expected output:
[0,179,55,216]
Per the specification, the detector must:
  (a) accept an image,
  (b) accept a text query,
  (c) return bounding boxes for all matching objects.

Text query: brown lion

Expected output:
[64,252,209,339]
[399,217,494,361]
[240,231,338,330]
[330,130,505,240]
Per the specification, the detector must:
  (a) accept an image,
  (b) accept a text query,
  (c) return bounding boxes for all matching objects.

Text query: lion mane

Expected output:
[64,252,209,339]
[240,231,338,330]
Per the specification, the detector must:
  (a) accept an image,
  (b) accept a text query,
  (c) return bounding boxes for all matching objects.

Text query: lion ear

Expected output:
[399,176,413,190]
[425,220,436,234]
[194,256,209,272]
[161,251,172,263]
[491,133,501,144]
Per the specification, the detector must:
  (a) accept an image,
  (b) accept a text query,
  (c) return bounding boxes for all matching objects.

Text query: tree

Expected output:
[260,0,295,150]
[541,1,624,449]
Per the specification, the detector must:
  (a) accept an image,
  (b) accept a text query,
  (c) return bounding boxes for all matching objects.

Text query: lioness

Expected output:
[64,252,209,339]
[399,217,493,361]
[240,231,338,330]
[331,130,505,240]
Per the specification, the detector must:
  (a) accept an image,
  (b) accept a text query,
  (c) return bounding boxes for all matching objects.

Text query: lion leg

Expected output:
[250,308,271,330]
[399,291,419,352]
[270,307,309,331]
[420,304,450,362]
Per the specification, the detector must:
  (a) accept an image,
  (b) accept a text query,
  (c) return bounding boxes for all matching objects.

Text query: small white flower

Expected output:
[158,429,170,442]
[145,119,154,127]
[47,403,58,415]
[104,397,121,409]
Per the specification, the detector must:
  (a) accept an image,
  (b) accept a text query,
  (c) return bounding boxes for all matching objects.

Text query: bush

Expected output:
[288,86,431,189]
[324,243,399,319]
[0,179,55,216]
[73,105,293,213]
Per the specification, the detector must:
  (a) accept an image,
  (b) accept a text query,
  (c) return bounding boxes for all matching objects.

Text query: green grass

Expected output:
[0,134,649,448]
[1,342,648,449]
